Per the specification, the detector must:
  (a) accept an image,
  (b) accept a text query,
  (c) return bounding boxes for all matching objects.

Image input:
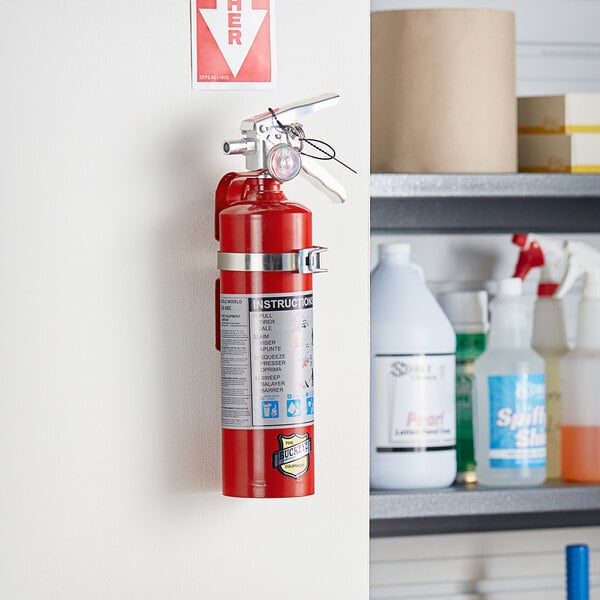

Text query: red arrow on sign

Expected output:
[193,0,274,88]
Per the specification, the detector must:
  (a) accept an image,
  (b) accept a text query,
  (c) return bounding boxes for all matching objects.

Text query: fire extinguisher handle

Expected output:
[241,93,340,133]
[300,155,346,204]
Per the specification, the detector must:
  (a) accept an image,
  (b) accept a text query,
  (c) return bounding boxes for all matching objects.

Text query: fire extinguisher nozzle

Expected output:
[223,139,256,156]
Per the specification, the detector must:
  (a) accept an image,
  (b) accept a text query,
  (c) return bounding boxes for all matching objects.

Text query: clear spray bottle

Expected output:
[473,278,546,487]
[512,233,569,479]
[555,241,600,482]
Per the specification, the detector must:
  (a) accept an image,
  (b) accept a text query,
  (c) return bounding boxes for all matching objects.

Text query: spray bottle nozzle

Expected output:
[511,233,568,297]
[556,241,600,299]
[512,235,544,280]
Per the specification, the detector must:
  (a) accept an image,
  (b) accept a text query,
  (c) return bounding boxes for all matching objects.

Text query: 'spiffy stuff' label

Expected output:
[488,374,546,469]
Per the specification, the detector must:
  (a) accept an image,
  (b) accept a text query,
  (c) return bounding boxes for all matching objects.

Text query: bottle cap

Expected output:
[437,290,489,333]
[379,243,410,260]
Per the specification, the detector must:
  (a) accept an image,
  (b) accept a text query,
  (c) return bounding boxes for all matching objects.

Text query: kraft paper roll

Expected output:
[371,9,516,173]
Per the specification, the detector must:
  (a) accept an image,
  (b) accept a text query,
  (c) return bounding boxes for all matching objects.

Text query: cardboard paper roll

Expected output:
[371,9,516,173]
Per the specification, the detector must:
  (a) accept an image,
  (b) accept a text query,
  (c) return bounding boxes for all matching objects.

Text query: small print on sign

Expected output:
[192,0,275,90]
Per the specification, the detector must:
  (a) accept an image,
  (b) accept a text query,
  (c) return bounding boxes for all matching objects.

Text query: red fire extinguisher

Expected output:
[214,94,346,498]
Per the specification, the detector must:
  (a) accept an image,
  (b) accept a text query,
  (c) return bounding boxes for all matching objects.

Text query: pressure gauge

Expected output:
[266,144,302,182]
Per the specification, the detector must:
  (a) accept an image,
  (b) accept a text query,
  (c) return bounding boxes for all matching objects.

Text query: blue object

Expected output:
[261,400,279,419]
[306,396,314,415]
[567,544,589,600]
[286,398,301,417]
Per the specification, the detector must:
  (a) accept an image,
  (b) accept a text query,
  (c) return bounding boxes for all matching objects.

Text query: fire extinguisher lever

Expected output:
[222,93,347,203]
[300,156,346,204]
[240,93,340,133]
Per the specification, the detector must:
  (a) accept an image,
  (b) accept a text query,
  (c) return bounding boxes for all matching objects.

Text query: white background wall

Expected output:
[0,2,370,598]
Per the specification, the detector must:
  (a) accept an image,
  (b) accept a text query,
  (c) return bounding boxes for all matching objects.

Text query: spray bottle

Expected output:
[512,233,569,479]
[556,241,600,483]
[473,278,546,487]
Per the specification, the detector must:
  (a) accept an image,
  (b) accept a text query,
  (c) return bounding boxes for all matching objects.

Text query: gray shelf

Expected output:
[370,483,600,537]
[369,172,600,537]
[371,173,600,233]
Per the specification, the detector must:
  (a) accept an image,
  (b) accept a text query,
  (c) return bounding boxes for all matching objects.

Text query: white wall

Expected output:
[0,2,370,598]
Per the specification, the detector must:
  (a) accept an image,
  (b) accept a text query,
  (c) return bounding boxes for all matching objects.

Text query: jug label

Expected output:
[374,354,456,451]
[488,374,546,468]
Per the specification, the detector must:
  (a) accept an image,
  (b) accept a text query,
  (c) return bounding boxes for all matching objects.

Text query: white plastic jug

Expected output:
[370,243,457,489]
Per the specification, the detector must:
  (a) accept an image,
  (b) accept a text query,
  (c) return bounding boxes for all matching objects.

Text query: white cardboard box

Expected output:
[518,94,600,134]
[518,133,600,172]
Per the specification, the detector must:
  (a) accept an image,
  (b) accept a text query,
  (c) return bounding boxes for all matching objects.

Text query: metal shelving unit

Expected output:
[369,172,600,536]
[371,173,600,233]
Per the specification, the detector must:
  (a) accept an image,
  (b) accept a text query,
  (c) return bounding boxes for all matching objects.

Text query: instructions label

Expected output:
[220,292,314,429]
[488,374,546,469]
[373,355,456,451]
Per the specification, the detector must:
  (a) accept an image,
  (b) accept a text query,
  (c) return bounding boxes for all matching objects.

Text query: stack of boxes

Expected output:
[518,94,600,173]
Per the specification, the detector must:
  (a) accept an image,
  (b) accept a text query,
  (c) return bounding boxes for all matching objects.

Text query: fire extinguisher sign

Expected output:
[191,0,275,90]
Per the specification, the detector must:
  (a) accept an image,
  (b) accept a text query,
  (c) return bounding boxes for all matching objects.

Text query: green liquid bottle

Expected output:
[455,332,487,482]
[438,291,488,484]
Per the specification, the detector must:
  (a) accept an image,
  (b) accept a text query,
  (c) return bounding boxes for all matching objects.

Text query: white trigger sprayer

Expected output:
[556,242,600,305]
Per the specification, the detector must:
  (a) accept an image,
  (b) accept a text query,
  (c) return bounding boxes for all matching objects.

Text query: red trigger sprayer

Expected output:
[512,233,569,479]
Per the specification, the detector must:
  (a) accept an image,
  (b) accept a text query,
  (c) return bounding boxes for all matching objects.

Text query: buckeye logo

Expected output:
[272,433,311,479]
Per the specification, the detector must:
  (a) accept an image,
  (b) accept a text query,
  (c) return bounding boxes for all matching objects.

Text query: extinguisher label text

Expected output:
[249,295,313,311]
[220,292,314,429]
